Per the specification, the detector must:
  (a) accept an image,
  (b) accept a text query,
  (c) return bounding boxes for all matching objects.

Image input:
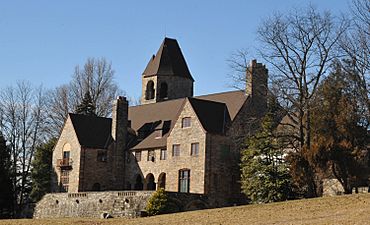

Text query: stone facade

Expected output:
[44,38,269,218]
[141,75,193,105]
[52,117,81,193]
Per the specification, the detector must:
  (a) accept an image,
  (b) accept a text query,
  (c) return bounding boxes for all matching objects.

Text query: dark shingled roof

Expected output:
[188,98,230,134]
[142,37,194,81]
[196,90,249,120]
[67,91,249,150]
[128,98,186,150]
[128,91,248,150]
[69,113,112,149]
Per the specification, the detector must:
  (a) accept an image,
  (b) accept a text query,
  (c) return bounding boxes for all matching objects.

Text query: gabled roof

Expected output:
[69,113,112,149]
[196,90,249,120]
[128,90,248,150]
[142,37,194,81]
[188,98,231,134]
[128,98,186,150]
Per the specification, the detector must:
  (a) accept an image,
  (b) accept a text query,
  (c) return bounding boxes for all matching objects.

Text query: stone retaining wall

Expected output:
[34,191,212,219]
[33,191,154,218]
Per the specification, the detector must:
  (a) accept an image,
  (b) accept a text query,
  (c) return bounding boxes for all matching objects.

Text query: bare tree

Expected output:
[257,6,348,151]
[340,0,369,126]
[47,57,123,136]
[255,6,348,197]
[0,81,47,215]
[227,49,249,90]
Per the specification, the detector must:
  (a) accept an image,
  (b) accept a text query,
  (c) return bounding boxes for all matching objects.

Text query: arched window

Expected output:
[145,81,155,100]
[145,173,156,190]
[159,82,168,99]
[158,173,166,190]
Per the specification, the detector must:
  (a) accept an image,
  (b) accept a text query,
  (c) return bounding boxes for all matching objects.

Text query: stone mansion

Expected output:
[51,37,268,206]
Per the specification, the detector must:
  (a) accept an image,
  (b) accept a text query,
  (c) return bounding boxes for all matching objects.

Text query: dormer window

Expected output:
[155,130,162,139]
[181,117,191,128]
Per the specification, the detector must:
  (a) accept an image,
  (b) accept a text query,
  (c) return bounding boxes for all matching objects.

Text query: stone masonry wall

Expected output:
[34,191,211,219]
[52,116,82,193]
[125,99,206,194]
[34,191,154,218]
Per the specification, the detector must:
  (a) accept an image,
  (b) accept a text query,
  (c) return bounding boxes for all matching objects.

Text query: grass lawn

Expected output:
[2,193,370,225]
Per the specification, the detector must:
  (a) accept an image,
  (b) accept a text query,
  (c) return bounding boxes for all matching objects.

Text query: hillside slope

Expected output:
[2,193,370,225]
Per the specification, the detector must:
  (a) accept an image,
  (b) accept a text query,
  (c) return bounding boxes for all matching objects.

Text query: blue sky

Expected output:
[0,0,350,100]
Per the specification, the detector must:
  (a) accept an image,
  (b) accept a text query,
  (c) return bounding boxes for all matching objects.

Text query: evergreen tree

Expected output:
[0,132,14,218]
[240,113,292,203]
[309,62,368,194]
[30,138,56,202]
[75,91,96,116]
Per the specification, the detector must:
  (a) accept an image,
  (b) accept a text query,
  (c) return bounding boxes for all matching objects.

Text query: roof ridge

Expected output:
[195,90,244,98]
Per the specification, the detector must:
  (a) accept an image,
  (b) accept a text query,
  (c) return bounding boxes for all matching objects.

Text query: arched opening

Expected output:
[158,172,166,190]
[159,82,168,99]
[145,80,155,100]
[145,173,156,190]
[92,183,101,191]
[134,175,143,190]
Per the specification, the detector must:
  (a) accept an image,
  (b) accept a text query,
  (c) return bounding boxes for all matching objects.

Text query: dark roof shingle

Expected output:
[142,37,194,81]
[188,98,230,134]
[69,113,112,149]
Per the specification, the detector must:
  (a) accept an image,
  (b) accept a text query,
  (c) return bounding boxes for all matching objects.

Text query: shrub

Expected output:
[145,188,168,216]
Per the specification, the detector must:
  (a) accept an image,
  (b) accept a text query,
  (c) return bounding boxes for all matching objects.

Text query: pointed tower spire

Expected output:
[141,38,194,105]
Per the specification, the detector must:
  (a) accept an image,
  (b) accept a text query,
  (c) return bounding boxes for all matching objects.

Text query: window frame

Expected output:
[160,149,167,160]
[191,143,199,156]
[178,169,190,193]
[135,151,142,162]
[181,117,191,128]
[172,144,180,157]
[147,150,155,162]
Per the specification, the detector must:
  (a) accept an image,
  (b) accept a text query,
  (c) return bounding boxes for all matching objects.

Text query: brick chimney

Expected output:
[246,59,268,112]
[111,96,128,189]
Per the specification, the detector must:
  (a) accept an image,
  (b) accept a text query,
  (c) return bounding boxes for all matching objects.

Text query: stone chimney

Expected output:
[246,59,268,112]
[111,96,128,189]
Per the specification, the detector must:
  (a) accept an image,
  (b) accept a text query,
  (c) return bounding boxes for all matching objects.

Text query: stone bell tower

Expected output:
[140,37,194,105]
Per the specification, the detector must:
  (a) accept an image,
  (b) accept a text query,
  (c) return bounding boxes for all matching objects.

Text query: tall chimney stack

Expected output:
[246,59,268,112]
[111,96,128,189]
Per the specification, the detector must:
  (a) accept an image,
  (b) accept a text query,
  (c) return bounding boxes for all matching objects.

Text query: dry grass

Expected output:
[2,193,370,225]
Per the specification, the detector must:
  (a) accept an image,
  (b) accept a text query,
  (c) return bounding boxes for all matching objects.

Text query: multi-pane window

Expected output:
[160,149,167,160]
[135,151,141,162]
[147,150,155,162]
[97,150,108,162]
[181,117,191,128]
[172,144,180,157]
[191,143,199,156]
[63,151,70,159]
[60,170,70,192]
[179,169,190,193]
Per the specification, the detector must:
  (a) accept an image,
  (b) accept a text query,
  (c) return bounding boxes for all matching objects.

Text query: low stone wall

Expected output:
[34,191,212,219]
[33,191,154,218]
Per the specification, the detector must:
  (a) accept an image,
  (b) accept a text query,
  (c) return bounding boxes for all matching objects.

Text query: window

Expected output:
[191,143,199,156]
[179,169,190,193]
[147,150,155,162]
[159,82,168,99]
[145,80,155,100]
[160,149,167,160]
[63,151,70,159]
[172,144,180,157]
[135,151,141,162]
[182,117,191,128]
[60,170,70,192]
[97,150,107,162]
